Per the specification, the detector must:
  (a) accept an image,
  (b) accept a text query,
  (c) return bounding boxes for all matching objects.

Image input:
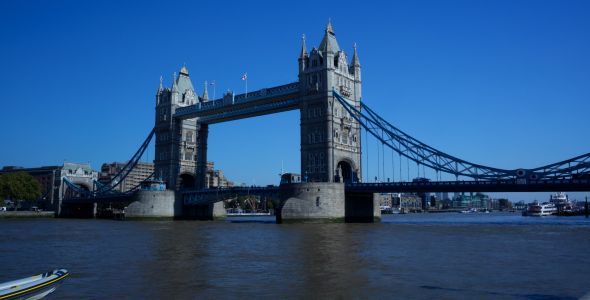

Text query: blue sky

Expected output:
[1,0,589,202]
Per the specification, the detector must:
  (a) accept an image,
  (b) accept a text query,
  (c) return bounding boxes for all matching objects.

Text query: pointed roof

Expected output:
[299,34,308,58]
[202,81,209,101]
[319,19,339,54]
[157,76,163,94]
[351,43,361,68]
[180,62,189,76]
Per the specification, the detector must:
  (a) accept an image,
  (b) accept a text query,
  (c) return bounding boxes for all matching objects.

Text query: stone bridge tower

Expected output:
[299,20,362,183]
[155,65,208,190]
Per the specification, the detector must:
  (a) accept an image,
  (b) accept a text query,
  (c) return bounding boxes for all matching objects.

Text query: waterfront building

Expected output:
[452,192,491,209]
[400,194,422,211]
[379,193,393,207]
[99,161,154,192]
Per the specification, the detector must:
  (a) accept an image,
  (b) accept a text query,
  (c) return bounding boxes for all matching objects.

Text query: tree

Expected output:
[499,198,510,209]
[0,172,41,211]
[266,198,279,210]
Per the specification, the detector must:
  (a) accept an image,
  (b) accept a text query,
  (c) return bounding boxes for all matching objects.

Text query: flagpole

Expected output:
[245,75,248,98]
[213,80,215,100]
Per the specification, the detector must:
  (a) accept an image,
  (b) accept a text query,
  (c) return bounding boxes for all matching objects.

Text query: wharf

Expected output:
[0,211,54,219]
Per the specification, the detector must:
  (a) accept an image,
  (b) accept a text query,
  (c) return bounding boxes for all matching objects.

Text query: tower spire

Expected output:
[157,76,163,93]
[351,43,361,67]
[171,72,178,93]
[299,34,308,59]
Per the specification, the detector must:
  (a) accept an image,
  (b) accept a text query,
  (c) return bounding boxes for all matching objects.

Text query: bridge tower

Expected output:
[299,20,362,183]
[154,65,203,190]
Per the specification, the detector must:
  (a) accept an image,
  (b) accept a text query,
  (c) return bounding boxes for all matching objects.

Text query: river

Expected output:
[1,212,589,299]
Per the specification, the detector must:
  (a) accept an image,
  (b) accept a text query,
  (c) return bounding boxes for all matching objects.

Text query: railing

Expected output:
[196,98,299,123]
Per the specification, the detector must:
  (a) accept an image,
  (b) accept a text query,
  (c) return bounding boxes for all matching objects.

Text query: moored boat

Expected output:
[0,269,68,300]
[527,203,556,216]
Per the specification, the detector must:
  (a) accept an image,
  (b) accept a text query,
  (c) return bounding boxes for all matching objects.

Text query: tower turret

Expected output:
[202,81,209,102]
[299,34,309,74]
[156,76,163,105]
[171,72,178,104]
[351,43,361,81]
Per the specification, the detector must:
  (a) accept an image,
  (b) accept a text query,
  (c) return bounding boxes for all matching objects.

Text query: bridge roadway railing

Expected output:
[182,186,280,206]
[346,179,590,193]
[174,82,299,121]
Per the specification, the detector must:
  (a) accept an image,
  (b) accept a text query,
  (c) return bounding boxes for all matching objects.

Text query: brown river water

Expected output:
[1,212,589,299]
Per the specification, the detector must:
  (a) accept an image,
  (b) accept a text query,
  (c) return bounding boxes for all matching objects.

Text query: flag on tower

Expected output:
[209,80,215,86]
[241,73,247,80]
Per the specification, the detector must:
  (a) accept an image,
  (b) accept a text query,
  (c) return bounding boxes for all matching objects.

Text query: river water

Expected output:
[1,212,589,299]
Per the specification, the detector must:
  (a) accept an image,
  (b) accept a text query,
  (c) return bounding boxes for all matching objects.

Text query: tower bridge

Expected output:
[58,21,590,222]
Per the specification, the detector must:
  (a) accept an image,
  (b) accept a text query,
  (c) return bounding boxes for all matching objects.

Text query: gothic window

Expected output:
[308,110,312,118]
[320,153,324,159]
[312,60,317,67]
[334,108,338,117]
[319,57,323,65]
[319,108,323,116]
[342,132,348,145]
[314,109,318,117]
[341,108,346,118]
[186,131,193,142]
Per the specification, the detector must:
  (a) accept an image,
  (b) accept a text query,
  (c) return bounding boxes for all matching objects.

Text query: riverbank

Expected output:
[0,211,54,219]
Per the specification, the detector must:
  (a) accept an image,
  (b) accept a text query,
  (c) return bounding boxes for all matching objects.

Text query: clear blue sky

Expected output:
[1,0,589,202]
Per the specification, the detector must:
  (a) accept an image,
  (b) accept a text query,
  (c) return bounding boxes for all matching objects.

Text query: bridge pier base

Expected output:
[53,199,62,218]
[277,183,380,223]
[185,202,226,220]
[125,190,180,220]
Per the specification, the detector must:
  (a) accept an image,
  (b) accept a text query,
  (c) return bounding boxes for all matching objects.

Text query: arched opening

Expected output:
[65,183,90,198]
[337,161,352,183]
[179,174,195,189]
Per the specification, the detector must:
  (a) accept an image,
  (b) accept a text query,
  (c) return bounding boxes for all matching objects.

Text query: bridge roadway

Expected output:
[173,82,300,123]
[63,178,590,204]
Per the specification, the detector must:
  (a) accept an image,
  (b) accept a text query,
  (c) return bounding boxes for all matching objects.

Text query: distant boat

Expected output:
[0,269,68,300]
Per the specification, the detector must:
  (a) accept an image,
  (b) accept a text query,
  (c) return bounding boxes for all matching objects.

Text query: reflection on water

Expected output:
[0,213,589,299]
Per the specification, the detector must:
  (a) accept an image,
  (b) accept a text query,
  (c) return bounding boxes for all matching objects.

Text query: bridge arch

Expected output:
[179,173,195,189]
[337,159,353,183]
[64,182,90,198]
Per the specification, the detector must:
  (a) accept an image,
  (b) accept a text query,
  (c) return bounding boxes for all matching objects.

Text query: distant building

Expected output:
[1,165,60,200]
[452,192,490,209]
[206,169,228,188]
[379,193,393,207]
[400,194,422,211]
[99,161,154,192]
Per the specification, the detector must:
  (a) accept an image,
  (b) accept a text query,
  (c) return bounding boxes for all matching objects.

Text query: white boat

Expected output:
[0,269,68,300]
[549,192,568,205]
[527,203,557,216]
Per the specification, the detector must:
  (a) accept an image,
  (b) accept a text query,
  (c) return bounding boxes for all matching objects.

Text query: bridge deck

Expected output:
[346,179,590,193]
[174,82,299,123]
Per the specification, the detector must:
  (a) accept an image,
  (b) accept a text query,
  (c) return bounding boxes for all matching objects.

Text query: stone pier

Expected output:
[277,182,380,223]
[125,190,181,220]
